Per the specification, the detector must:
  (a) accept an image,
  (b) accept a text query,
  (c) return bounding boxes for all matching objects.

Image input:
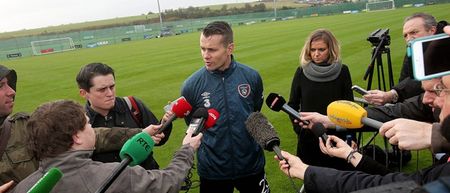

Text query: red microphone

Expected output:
[157,96,192,134]
[205,108,220,129]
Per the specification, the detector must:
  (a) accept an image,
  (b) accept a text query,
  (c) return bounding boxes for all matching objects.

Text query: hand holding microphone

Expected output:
[318,135,358,161]
[157,96,192,134]
[275,151,309,180]
[380,118,432,150]
[183,127,203,151]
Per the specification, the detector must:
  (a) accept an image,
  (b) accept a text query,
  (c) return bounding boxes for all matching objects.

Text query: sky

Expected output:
[0,0,256,33]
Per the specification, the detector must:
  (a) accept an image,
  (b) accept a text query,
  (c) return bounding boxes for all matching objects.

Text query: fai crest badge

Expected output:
[238,84,251,98]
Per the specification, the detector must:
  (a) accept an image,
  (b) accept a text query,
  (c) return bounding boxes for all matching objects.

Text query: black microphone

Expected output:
[245,112,285,160]
[311,123,328,143]
[187,108,208,136]
[311,123,335,147]
[266,93,310,125]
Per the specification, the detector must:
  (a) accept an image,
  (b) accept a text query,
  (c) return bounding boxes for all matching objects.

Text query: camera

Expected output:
[367,28,391,47]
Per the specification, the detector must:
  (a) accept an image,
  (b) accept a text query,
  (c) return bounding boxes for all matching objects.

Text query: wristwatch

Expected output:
[390,89,399,103]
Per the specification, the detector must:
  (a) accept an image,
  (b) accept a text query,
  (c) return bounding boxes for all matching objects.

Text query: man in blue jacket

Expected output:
[181,21,269,193]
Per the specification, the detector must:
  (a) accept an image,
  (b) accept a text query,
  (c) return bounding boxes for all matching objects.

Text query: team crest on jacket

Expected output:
[238,84,251,98]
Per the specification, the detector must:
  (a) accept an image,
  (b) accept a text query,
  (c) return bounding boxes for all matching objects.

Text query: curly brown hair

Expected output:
[27,100,87,160]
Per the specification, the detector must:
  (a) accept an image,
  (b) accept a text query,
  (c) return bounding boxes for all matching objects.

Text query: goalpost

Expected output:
[366,0,395,12]
[30,37,75,56]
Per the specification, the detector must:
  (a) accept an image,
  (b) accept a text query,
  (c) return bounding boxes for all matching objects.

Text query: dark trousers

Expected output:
[200,171,270,193]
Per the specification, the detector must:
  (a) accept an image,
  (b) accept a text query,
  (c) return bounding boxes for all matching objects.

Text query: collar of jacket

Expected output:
[85,97,127,120]
[210,55,237,78]
[38,150,94,174]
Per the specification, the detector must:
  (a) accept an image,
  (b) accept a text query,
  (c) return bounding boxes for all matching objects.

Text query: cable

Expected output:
[181,164,199,193]
[287,166,301,193]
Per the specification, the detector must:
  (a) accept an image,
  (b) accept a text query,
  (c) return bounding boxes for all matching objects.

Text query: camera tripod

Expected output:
[360,35,408,171]
[363,35,394,92]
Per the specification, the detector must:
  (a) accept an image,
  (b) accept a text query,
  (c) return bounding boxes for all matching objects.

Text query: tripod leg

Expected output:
[386,48,395,89]
[376,53,387,91]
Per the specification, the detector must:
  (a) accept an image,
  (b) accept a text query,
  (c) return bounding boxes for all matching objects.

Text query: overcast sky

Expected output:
[0,0,256,33]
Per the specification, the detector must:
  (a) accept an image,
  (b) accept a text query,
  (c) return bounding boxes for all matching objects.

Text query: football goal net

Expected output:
[366,0,395,12]
[30,37,75,56]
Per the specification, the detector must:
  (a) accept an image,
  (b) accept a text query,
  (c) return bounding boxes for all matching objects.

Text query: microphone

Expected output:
[265,93,310,125]
[311,123,329,144]
[311,122,336,147]
[27,167,63,193]
[205,108,220,129]
[245,112,285,160]
[95,132,155,193]
[327,100,383,129]
[187,108,220,136]
[157,96,192,134]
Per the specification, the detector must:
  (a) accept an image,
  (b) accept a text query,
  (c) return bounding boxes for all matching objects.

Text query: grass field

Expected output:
[3,4,450,192]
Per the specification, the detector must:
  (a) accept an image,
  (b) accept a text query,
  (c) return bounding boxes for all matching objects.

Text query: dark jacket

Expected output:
[393,54,423,102]
[288,65,355,170]
[0,113,37,184]
[303,162,450,193]
[86,96,172,170]
[366,93,438,123]
[13,146,194,193]
[181,58,265,180]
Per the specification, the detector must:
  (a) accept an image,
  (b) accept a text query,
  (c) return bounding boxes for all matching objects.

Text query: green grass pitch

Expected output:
[3,4,450,192]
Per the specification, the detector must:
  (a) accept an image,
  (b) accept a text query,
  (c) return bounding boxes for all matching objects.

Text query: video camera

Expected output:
[367,28,390,47]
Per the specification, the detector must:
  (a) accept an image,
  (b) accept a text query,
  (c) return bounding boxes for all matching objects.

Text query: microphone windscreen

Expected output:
[265,93,286,112]
[119,132,155,166]
[172,97,192,118]
[27,167,63,193]
[205,108,220,128]
[327,100,367,128]
[311,123,326,138]
[245,112,280,151]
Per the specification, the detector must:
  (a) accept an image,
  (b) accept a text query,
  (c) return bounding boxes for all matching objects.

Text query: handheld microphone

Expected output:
[191,108,220,136]
[186,108,212,136]
[327,100,383,129]
[27,167,63,193]
[205,108,220,129]
[245,112,285,160]
[311,123,329,144]
[95,132,155,193]
[157,96,192,134]
[311,123,336,147]
[265,93,310,125]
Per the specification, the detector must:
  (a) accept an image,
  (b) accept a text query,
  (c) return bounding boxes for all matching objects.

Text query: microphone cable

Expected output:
[180,163,199,193]
[286,162,302,193]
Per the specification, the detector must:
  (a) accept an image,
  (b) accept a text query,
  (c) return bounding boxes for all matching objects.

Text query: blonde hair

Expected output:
[300,29,341,66]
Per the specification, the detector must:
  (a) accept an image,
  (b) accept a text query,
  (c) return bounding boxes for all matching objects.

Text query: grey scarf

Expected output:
[302,62,342,82]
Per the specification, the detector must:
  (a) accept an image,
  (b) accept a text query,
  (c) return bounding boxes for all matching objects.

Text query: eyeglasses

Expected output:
[432,83,450,96]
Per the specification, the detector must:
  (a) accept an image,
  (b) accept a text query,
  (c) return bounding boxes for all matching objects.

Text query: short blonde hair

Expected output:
[300,29,341,66]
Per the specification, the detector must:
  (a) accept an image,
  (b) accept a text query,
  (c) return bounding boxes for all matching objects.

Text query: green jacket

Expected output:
[0,112,143,184]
